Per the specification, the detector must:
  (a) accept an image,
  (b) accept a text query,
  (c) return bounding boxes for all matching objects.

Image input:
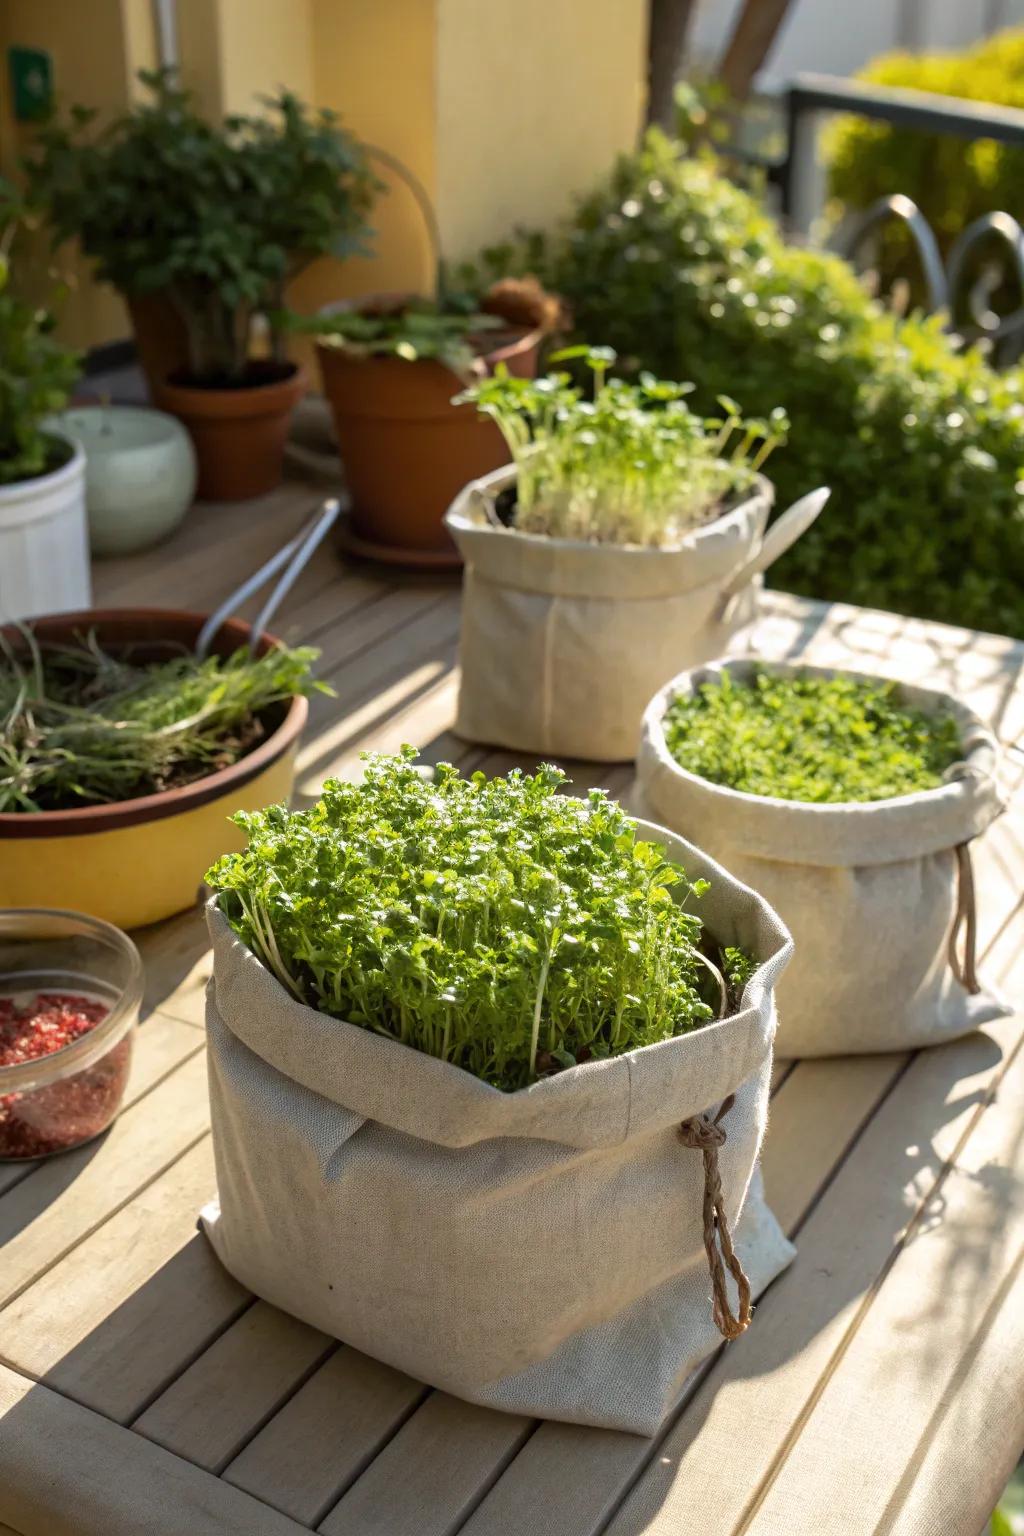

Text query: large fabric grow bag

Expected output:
[201,820,794,1436]
[637,660,1010,1059]
[444,466,828,762]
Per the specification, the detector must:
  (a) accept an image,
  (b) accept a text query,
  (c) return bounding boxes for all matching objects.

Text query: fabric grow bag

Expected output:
[201,820,794,1437]
[637,660,1010,1059]
[443,465,829,762]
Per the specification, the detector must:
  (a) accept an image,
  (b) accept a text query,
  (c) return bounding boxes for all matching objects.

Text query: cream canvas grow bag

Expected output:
[201,820,795,1436]
[444,465,829,762]
[637,660,1010,1059]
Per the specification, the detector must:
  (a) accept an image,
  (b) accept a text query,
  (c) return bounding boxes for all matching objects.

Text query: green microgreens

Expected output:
[662,668,963,803]
[455,345,788,547]
[206,747,753,1091]
[0,629,326,812]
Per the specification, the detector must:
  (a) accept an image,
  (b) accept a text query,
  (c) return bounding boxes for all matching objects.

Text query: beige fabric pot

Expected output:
[201,820,795,1436]
[637,660,1010,1059]
[443,466,829,762]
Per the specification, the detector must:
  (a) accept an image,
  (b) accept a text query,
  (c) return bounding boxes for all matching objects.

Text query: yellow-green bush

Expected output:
[827,29,1024,252]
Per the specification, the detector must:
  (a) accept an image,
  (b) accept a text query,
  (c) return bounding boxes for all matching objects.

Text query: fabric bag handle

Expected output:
[679,1094,752,1340]
[721,487,831,601]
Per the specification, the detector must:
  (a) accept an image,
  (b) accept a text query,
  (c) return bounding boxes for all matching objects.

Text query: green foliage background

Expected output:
[826,29,1024,260]
[471,133,1024,637]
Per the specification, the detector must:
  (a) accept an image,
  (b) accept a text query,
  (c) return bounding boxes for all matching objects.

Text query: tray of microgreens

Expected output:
[206,748,757,1088]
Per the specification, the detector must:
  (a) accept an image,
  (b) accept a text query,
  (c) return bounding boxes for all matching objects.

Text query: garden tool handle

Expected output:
[195,497,341,659]
[720,487,830,601]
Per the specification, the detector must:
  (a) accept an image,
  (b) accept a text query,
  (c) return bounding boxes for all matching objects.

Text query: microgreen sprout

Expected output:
[455,346,788,546]
[663,668,962,803]
[207,748,754,1090]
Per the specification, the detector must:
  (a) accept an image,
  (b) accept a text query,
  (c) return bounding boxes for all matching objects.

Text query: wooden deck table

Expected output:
[2,471,1023,1536]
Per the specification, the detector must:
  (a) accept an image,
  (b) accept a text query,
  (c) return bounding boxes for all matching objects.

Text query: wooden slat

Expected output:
[451,1047,908,1536]
[0,1364,309,1536]
[134,1301,334,1472]
[0,1011,203,1197]
[0,1138,248,1423]
[319,1392,532,1536]
[0,1049,210,1307]
[743,1029,1024,1535]
[223,1346,427,1526]
[598,1016,1024,1536]
[877,1243,1024,1536]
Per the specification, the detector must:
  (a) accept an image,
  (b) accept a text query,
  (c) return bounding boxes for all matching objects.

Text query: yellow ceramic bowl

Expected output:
[0,610,308,931]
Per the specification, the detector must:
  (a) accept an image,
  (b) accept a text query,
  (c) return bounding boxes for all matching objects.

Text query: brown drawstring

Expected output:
[949,842,980,995]
[678,1093,752,1341]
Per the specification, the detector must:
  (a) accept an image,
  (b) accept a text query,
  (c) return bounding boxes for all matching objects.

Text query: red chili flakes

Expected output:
[0,991,131,1161]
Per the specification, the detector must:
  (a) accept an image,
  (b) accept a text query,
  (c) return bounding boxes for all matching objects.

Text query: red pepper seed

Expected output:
[0,992,130,1160]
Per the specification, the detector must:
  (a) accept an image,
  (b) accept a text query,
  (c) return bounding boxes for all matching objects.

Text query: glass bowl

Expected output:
[0,909,143,1160]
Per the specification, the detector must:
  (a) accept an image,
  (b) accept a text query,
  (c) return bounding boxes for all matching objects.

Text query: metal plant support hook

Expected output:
[195,497,341,659]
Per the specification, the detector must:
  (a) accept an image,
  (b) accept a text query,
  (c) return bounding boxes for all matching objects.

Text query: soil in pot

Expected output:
[156,361,306,502]
[317,322,541,568]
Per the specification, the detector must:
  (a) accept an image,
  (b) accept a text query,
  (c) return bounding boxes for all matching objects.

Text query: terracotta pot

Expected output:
[317,325,542,566]
[0,609,308,929]
[156,364,307,502]
[126,294,190,399]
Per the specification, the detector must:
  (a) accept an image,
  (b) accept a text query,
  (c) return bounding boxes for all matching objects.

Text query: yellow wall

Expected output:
[435,0,647,259]
[0,0,157,350]
[3,0,646,350]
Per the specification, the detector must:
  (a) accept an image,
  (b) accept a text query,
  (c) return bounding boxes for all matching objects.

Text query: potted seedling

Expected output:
[26,71,378,500]
[202,749,794,1434]
[445,346,829,761]
[0,182,84,620]
[637,659,1010,1057]
[291,141,562,567]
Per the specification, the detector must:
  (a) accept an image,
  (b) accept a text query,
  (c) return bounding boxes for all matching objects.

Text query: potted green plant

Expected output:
[444,347,828,761]
[0,181,84,620]
[637,659,1010,1056]
[287,139,561,567]
[201,750,794,1434]
[26,71,379,500]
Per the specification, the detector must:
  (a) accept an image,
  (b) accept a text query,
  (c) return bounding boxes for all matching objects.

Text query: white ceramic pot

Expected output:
[0,437,90,621]
[52,406,197,556]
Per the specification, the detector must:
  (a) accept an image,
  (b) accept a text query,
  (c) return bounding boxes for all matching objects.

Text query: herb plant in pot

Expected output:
[0,612,324,928]
[202,751,795,1434]
[0,183,85,620]
[637,660,1010,1057]
[27,72,378,500]
[445,348,829,761]
[297,163,561,567]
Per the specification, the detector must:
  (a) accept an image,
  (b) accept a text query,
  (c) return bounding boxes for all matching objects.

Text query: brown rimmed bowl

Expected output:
[0,609,308,930]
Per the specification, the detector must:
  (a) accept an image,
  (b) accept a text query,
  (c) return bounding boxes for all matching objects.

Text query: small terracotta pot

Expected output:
[0,609,308,929]
[126,294,190,399]
[317,325,542,567]
[156,364,307,502]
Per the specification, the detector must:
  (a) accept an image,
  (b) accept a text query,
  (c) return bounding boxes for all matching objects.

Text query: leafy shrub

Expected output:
[25,70,378,383]
[662,668,961,802]
[0,181,79,485]
[826,29,1024,286]
[206,749,752,1090]
[457,344,786,545]
[473,133,1024,636]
